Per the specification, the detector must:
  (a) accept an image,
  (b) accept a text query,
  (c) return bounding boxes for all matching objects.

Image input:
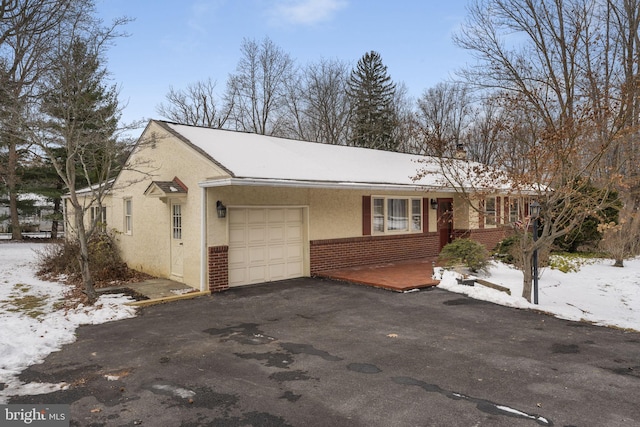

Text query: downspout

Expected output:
[200,186,207,292]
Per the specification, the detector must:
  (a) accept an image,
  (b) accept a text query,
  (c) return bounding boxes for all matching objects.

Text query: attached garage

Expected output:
[228,207,306,286]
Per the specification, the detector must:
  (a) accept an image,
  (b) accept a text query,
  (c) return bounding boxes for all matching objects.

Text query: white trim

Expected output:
[200,186,207,292]
[198,177,440,192]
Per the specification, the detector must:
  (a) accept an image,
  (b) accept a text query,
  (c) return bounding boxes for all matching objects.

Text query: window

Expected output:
[411,199,422,231]
[485,197,496,226]
[373,198,385,233]
[372,197,422,234]
[509,198,520,224]
[172,204,182,239]
[90,206,107,231]
[124,199,132,234]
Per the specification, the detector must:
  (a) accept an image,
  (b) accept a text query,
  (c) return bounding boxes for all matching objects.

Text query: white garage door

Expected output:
[228,207,305,287]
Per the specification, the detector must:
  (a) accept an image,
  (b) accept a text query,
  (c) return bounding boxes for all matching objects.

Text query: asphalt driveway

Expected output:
[11,278,640,426]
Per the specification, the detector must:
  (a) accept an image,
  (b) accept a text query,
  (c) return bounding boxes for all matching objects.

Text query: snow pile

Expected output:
[0,242,137,403]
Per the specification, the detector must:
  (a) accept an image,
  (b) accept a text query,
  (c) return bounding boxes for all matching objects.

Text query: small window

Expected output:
[172,204,182,240]
[124,198,132,234]
[485,197,496,226]
[372,197,422,234]
[91,206,107,231]
[509,198,520,223]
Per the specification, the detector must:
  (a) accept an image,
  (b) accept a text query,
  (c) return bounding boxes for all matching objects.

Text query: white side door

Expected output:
[170,202,184,279]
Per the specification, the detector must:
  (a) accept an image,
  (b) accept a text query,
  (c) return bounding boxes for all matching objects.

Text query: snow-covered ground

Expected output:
[0,242,638,404]
[0,242,137,403]
[437,255,640,332]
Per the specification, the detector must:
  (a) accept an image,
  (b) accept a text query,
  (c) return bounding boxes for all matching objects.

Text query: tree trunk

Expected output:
[613,258,624,267]
[8,138,22,240]
[73,204,97,303]
[521,250,533,302]
[51,192,61,239]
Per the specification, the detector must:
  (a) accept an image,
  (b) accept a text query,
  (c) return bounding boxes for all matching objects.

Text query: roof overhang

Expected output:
[198,177,441,192]
[144,177,188,202]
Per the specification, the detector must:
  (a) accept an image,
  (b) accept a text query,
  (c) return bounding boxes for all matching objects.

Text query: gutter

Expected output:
[198,177,441,192]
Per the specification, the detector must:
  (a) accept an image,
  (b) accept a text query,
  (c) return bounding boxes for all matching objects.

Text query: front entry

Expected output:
[437,198,454,250]
[170,202,184,279]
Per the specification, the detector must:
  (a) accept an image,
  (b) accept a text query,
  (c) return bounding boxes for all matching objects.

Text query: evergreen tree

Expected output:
[347,51,398,151]
[39,36,120,302]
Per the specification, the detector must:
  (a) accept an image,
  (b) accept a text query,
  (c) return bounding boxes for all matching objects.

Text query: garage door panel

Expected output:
[286,243,303,259]
[286,224,302,240]
[268,263,286,281]
[268,245,285,263]
[228,207,305,287]
[248,246,267,264]
[268,209,285,222]
[268,224,285,242]
[247,266,266,283]
[229,227,247,245]
[228,268,246,286]
[229,209,245,224]
[286,262,303,276]
[286,208,302,221]
[228,247,247,266]
[247,225,267,244]
[248,209,266,224]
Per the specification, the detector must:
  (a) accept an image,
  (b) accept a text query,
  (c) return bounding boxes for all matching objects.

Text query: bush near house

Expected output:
[439,238,490,273]
[36,232,142,284]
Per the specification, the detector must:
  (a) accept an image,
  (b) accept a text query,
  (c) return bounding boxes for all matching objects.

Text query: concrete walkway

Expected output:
[99,279,209,306]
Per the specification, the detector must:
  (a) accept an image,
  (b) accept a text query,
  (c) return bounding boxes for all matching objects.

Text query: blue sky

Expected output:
[96,0,472,135]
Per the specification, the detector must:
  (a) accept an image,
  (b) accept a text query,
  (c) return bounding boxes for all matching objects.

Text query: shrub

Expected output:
[493,234,520,264]
[438,239,490,272]
[36,231,130,283]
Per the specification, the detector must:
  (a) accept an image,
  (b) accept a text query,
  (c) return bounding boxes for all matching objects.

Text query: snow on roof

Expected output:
[164,122,449,189]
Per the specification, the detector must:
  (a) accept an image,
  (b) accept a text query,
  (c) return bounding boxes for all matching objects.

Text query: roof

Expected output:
[144,177,188,196]
[156,121,501,191]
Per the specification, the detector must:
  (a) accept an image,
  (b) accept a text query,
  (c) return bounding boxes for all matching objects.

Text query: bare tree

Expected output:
[463,94,508,164]
[225,36,294,136]
[282,58,351,144]
[0,0,80,240]
[438,0,634,301]
[156,78,231,128]
[417,82,472,157]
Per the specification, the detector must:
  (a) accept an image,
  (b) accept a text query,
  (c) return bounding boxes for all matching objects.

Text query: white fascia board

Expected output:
[198,177,442,192]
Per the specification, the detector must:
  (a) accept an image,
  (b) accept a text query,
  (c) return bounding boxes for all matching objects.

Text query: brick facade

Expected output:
[465,227,510,252]
[309,233,440,275]
[208,245,229,292]
[208,229,509,292]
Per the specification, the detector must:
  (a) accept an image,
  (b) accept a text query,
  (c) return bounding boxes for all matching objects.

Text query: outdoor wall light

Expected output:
[430,199,438,210]
[216,201,227,218]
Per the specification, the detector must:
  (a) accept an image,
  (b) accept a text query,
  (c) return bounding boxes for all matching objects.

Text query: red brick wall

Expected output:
[310,233,440,275]
[466,227,511,252]
[208,228,510,290]
[208,246,229,292]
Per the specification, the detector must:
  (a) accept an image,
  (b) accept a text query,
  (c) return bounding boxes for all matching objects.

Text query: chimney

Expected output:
[454,144,467,160]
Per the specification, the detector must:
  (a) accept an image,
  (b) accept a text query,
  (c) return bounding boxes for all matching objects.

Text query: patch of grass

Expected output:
[548,252,602,273]
[0,283,52,319]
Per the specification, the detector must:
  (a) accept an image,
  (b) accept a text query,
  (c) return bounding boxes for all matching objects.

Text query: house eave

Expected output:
[198,177,441,192]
